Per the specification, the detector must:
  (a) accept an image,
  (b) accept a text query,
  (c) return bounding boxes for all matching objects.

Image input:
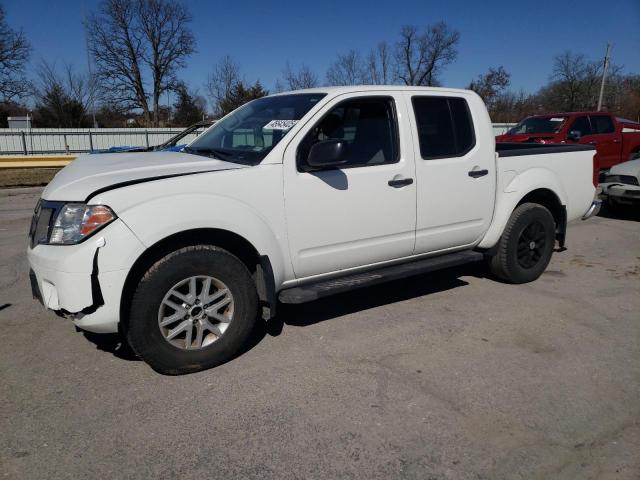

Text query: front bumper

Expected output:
[581,199,602,220]
[27,218,146,333]
[600,184,640,206]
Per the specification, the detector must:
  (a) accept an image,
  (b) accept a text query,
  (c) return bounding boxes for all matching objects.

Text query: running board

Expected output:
[278,250,483,304]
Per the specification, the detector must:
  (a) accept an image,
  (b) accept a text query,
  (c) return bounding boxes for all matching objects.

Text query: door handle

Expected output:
[589,141,597,145]
[468,169,488,178]
[613,139,620,143]
[388,177,414,187]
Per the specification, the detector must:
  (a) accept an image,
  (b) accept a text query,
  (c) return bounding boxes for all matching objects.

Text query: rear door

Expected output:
[589,115,622,169]
[283,92,417,279]
[567,115,621,171]
[407,93,496,253]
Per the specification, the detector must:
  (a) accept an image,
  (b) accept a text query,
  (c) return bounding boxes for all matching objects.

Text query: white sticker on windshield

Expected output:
[550,117,565,122]
[263,119,298,130]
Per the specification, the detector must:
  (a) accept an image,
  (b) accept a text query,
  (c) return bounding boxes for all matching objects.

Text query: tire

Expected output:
[126,245,258,375]
[488,203,556,284]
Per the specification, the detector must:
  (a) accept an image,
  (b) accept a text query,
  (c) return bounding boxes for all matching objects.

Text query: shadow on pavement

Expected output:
[82,331,140,361]
[597,202,640,222]
[265,263,482,336]
[81,263,484,366]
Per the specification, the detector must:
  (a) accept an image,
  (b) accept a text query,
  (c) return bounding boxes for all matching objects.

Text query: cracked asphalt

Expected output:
[1,187,639,479]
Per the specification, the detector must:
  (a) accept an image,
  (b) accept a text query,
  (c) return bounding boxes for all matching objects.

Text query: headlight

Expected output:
[49,204,116,245]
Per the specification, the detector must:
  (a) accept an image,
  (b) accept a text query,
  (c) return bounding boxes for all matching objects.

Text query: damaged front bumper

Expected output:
[27,218,145,333]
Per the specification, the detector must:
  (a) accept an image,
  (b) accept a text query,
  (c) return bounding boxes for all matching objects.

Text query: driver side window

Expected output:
[297,97,399,171]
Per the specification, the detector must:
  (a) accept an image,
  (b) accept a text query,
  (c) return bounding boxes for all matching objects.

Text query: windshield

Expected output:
[508,116,567,135]
[186,93,326,164]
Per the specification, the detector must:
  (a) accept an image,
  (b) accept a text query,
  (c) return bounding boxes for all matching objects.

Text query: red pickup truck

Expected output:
[496,112,640,183]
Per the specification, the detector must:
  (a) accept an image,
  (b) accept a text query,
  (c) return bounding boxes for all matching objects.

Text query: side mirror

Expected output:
[567,130,582,141]
[307,139,348,169]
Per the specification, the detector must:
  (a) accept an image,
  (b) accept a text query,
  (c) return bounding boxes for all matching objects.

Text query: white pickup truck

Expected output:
[28,86,600,374]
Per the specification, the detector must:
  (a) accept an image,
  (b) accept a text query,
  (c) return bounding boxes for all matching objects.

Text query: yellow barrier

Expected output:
[0,155,77,168]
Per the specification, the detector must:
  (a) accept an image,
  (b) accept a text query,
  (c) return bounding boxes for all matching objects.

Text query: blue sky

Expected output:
[5,0,640,103]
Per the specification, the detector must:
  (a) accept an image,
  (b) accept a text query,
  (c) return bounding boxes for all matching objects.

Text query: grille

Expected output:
[605,174,639,186]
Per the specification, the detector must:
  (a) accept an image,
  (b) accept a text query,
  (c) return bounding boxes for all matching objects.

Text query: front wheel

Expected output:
[487,203,556,284]
[126,245,258,375]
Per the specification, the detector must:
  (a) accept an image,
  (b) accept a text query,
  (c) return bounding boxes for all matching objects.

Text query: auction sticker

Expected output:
[263,120,299,130]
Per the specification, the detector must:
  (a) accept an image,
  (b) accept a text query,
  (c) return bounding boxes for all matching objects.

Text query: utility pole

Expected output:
[597,43,611,111]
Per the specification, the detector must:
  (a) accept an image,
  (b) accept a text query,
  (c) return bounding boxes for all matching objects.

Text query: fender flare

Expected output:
[478,167,567,249]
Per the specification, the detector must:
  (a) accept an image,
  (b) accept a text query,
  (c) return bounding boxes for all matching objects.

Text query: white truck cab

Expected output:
[27,86,600,374]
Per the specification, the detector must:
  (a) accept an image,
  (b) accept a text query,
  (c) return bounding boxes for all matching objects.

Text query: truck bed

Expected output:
[496,142,596,157]
[475,141,597,249]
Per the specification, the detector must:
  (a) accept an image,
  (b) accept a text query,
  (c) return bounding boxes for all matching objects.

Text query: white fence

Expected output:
[0,128,194,155]
[0,124,516,155]
[492,123,516,135]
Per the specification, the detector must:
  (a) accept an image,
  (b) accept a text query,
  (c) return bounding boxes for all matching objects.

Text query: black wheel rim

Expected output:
[517,220,547,269]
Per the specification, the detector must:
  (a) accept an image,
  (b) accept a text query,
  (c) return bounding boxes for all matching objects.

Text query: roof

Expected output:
[270,85,475,97]
[527,111,615,118]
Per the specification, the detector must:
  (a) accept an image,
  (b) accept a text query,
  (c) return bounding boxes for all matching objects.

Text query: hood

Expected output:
[42,151,249,201]
[496,133,560,143]
[610,158,640,178]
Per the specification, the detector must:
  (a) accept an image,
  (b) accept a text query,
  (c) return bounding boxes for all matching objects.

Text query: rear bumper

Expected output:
[581,199,602,220]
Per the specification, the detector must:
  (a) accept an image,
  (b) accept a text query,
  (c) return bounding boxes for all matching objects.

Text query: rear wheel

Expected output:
[488,203,556,284]
[126,245,258,375]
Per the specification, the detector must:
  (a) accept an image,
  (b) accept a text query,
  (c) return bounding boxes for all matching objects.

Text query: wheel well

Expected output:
[517,188,567,247]
[119,229,269,332]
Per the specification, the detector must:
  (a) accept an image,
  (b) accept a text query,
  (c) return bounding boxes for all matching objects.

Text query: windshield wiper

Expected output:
[184,146,231,159]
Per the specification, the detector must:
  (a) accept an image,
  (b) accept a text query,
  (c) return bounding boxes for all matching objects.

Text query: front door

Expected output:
[283,92,417,279]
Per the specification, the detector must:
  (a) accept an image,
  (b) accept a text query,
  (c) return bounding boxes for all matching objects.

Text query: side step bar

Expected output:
[278,250,484,304]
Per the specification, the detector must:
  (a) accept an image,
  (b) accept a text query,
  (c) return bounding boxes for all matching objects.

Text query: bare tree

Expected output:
[326,50,366,86]
[206,55,242,115]
[540,51,622,111]
[33,61,96,127]
[138,0,195,125]
[85,0,195,126]
[489,89,540,123]
[395,22,459,86]
[550,51,597,110]
[0,5,31,101]
[365,41,392,84]
[469,66,511,109]
[281,62,319,90]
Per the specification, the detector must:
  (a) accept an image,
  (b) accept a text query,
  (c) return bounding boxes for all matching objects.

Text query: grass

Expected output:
[0,168,61,188]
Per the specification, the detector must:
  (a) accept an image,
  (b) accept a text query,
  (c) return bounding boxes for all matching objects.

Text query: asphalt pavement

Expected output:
[1,187,639,479]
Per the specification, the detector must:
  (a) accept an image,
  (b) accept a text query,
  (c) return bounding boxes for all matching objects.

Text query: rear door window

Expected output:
[411,96,475,159]
[590,115,615,134]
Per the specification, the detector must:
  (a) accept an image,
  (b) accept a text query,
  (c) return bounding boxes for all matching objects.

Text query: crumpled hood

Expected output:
[42,151,249,201]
